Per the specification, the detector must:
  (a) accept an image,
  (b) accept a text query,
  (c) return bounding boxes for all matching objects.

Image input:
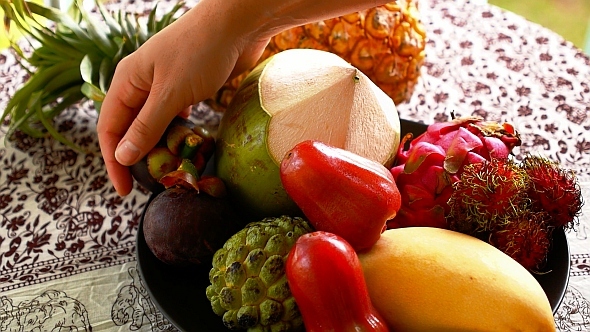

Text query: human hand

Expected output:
[97,0,391,196]
[97,0,270,196]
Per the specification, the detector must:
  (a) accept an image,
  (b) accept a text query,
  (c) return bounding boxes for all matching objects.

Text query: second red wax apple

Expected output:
[280,140,401,252]
[286,231,390,331]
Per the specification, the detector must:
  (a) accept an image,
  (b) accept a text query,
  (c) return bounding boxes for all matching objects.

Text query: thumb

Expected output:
[115,90,183,166]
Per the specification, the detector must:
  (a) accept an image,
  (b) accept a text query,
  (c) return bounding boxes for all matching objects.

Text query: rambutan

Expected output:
[447,158,530,236]
[520,155,583,229]
[489,210,552,271]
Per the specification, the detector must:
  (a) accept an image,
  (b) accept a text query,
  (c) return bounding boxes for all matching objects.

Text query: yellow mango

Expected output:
[358,227,555,331]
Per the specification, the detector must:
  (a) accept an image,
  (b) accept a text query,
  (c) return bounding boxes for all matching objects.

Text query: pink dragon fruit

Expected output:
[388,116,522,229]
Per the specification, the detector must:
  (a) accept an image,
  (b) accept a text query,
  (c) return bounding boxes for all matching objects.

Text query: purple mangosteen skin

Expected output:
[143,187,244,266]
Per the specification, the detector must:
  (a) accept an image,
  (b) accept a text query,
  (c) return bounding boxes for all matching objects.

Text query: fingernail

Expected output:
[115,140,141,165]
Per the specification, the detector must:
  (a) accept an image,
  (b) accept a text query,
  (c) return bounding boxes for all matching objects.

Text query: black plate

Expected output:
[136,119,570,331]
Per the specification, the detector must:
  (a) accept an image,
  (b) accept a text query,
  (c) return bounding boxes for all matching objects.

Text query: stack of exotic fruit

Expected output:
[133,49,579,331]
[2,0,581,329]
[388,116,582,272]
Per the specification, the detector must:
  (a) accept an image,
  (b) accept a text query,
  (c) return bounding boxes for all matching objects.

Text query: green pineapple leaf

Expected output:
[31,91,86,152]
[81,81,105,103]
[80,54,94,83]
[98,57,113,92]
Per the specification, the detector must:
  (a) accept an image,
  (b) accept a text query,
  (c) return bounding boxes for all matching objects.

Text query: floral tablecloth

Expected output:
[1,0,589,330]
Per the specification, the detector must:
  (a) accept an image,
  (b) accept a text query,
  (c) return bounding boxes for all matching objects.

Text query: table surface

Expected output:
[1,0,590,331]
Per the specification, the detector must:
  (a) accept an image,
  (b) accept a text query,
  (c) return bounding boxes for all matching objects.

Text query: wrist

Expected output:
[185,0,271,38]
[192,0,390,43]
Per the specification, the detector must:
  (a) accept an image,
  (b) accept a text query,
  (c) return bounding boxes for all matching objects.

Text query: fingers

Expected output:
[97,0,250,196]
[115,83,182,166]
[98,50,192,195]
[178,106,192,119]
[98,127,134,196]
[97,55,151,196]
[230,37,270,78]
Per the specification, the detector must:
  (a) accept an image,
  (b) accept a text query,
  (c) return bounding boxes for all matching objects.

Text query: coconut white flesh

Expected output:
[259,49,400,166]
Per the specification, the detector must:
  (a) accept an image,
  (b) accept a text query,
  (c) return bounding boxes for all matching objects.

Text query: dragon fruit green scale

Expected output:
[388,116,521,230]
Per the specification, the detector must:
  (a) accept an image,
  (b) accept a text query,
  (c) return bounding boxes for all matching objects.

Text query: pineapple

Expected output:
[208,0,427,112]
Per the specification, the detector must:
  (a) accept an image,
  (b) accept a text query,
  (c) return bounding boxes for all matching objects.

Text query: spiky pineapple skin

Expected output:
[208,0,426,112]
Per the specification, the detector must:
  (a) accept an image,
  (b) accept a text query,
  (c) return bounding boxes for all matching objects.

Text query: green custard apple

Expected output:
[206,216,314,331]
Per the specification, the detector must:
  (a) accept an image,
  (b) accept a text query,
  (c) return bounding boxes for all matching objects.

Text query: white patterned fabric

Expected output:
[0,0,589,330]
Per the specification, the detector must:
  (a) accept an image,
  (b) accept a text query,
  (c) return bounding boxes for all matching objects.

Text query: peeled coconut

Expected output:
[215,49,401,220]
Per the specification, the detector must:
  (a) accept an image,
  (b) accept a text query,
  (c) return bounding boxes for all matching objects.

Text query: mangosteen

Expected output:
[130,158,161,193]
[143,186,244,266]
[130,116,215,192]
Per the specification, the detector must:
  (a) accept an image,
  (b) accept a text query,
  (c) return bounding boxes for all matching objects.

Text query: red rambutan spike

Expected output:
[521,155,583,229]
[489,210,553,272]
[447,158,530,236]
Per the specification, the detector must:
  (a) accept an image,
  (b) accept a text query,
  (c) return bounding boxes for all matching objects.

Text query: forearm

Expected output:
[252,0,389,36]
[190,0,390,42]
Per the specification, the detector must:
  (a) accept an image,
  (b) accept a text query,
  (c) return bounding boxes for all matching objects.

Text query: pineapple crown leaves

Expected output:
[0,0,186,151]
